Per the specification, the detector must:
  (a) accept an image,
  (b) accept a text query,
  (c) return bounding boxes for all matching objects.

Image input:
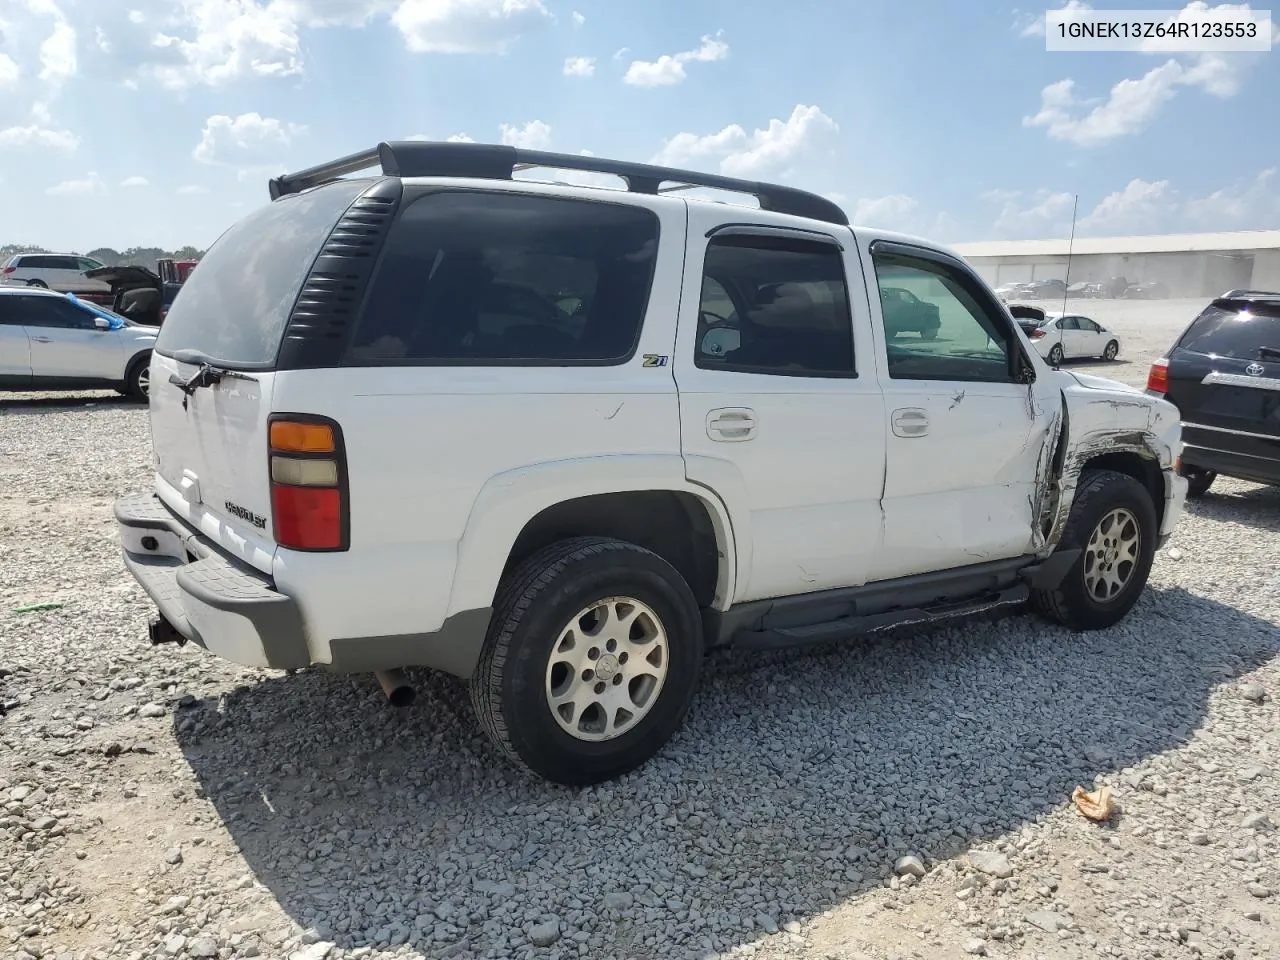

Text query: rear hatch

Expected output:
[148,177,371,573]
[1166,296,1280,452]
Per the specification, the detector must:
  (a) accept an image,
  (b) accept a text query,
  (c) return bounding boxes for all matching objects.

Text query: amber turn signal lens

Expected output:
[270,420,336,453]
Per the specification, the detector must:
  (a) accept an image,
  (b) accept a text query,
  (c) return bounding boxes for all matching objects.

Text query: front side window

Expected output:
[694,233,854,378]
[871,247,1020,383]
[348,191,660,365]
[1059,316,1080,331]
[14,296,96,329]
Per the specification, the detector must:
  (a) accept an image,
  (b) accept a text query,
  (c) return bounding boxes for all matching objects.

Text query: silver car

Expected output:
[0,288,156,399]
[1,253,111,294]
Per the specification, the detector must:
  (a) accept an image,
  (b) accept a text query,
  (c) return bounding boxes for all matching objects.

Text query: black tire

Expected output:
[920,325,939,340]
[1048,344,1065,366]
[1032,469,1158,631]
[1103,340,1119,360]
[124,352,151,401]
[1181,465,1216,499]
[26,279,48,288]
[470,536,705,785]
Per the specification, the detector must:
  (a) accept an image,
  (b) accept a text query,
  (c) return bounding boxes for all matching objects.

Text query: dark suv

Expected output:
[1147,290,1280,497]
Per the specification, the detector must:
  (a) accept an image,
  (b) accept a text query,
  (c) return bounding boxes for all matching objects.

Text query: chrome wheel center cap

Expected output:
[595,653,620,681]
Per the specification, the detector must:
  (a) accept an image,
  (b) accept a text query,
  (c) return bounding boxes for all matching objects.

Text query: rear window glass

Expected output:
[155,178,368,366]
[1178,300,1280,361]
[347,191,659,365]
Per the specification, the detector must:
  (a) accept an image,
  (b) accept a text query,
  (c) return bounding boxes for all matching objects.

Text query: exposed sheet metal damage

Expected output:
[1032,373,1181,556]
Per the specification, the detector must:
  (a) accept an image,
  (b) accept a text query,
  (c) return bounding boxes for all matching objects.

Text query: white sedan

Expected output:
[0,288,156,399]
[1009,305,1121,366]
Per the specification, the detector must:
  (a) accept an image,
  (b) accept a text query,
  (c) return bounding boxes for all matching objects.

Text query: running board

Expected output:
[733,584,1030,651]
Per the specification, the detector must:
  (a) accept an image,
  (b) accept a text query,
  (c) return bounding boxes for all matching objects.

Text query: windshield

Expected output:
[1178,300,1280,361]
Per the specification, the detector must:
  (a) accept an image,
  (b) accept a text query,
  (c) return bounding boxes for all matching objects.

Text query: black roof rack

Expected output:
[267,140,849,226]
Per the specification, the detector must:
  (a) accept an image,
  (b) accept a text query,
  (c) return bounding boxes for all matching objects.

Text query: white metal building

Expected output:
[952,230,1280,299]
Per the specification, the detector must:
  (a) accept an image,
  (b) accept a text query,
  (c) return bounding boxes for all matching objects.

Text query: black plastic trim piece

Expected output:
[266,412,351,553]
[275,177,403,370]
[326,608,494,678]
[705,222,846,249]
[706,555,1036,647]
[269,140,850,226]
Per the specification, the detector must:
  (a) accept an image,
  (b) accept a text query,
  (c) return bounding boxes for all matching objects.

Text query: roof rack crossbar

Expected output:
[268,140,849,226]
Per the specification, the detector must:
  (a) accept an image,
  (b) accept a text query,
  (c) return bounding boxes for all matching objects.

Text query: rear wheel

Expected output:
[1181,465,1216,499]
[470,536,705,785]
[1032,469,1157,630]
[1103,340,1119,360]
[26,279,47,288]
[123,353,151,401]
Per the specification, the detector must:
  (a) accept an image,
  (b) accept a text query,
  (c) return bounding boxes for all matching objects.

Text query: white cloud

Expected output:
[571,10,584,26]
[280,0,398,27]
[149,0,304,89]
[563,55,594,77]
[0,53,18,87]
[128,9,146,24]
[95,26,111,53]
[38,19,76,83]
[499,119,551,150]
[47,172,104,196]
[982,189,1077,239]
[1023,4,1277,146]
[852,194,959,240]
[1078,178,1171,234]
[120,175,149,187]
[612,46,629,61]
[177,184,210,195]
[404,131,475,142]
[0,123,79,151]
[1015,0,1091,38]
[624,32,728,87]
[1182,167,1280,229]
[194,111,306,164]
[391,0,551,54]
[652,104,838,180]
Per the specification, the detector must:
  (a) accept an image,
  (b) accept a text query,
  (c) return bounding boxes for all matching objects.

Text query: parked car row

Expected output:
[3,253,194,323]
[994,277,1170,301]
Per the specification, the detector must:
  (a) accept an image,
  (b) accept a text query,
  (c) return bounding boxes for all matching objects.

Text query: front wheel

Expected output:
[470,537,705,785]
[1032,469,1158,630]
[124,353,151,401]
[1103,340,1119,360]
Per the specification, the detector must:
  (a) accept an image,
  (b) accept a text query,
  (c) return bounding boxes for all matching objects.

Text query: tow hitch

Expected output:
[148,615,187,646]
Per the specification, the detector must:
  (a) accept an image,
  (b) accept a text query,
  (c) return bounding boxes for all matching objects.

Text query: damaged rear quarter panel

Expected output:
[1038,372,1183,553]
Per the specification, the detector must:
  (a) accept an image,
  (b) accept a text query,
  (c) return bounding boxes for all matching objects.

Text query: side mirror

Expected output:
[93,316,110,330]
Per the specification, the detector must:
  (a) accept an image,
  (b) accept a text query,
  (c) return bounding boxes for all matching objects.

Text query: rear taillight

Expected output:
[1146,358,1169,394]
[267,416,348,551]
[1,266,15,274]
[1029,329,1045,339]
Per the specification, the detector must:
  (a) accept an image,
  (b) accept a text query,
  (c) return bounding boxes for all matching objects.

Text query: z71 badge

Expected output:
[641,354,669,368]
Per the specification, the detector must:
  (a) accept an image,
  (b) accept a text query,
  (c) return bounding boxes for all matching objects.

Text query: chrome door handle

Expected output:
[707,407,757,442]
[892,407,929,438]
[31,336,53,343]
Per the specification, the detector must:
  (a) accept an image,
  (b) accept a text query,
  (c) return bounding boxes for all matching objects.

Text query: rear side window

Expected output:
[1178,300,1280,361]
[155,178,369,366]
[347,191,659,365]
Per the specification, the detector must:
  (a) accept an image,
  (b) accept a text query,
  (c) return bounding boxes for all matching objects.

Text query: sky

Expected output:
[0,0,1277,252]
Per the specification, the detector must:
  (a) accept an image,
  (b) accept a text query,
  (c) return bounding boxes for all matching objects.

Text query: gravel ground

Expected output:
[2,300,1277,960]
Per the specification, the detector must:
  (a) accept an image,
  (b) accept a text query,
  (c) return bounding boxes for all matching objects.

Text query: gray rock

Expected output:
[1024,910,1068,933]
[165,845,184,865]
[161,895,190,914]
[529,919,561,947]
[1241,812,1272,830]
[783,921,802,935]
[162,935,185,956]
[1246,883,1272,899]
[188,936,219,957]
[755,913,778,934]
[969,851,1014,879]
[138,702,167,718]
[32,816,58,830]
[603,892,634,911]
[894,855,926,878]
[963,938,988,955]
[1239,682,1267,704]
[291,943,334,960]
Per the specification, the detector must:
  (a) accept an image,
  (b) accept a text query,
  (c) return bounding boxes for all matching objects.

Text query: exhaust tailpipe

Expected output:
[374,669,415,708]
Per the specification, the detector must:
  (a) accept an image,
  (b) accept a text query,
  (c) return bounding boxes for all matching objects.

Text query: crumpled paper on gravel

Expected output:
[1071,785,1118,822]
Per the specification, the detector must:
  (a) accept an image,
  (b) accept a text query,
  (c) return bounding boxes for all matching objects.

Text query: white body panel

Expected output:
[0,289,156,385]
[1,255,109,294]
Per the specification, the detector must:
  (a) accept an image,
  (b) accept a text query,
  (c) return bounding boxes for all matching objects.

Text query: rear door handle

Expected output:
[892,407,929,438]
[707,407,757,442]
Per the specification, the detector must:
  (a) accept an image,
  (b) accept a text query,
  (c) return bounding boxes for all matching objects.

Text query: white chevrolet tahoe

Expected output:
[114,141,1187,785]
